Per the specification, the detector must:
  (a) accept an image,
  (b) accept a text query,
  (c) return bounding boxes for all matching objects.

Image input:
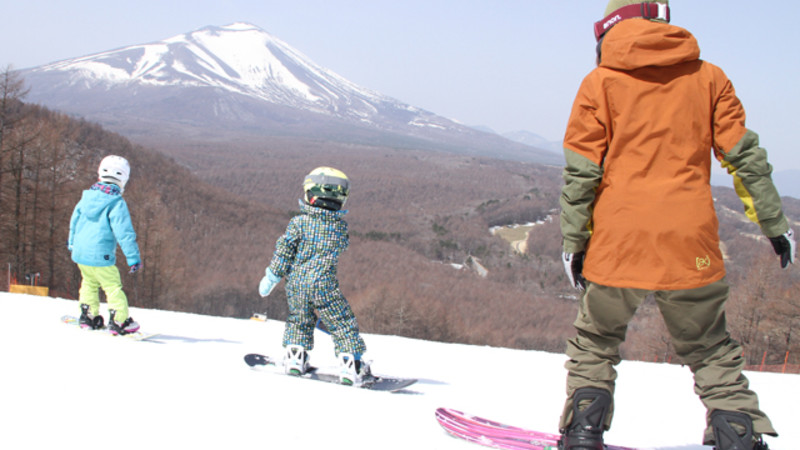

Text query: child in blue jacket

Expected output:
[69,155,142,335]
[259,167,369,385]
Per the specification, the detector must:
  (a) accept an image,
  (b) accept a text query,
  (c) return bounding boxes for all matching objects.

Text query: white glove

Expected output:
[258,268,282,297]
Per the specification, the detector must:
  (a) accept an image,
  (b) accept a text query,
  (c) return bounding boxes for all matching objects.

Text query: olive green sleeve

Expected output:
[717,129,789,238]
[560,148,603,253]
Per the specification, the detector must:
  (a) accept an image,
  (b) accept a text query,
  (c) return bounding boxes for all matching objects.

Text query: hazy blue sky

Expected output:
[1,0,798,170]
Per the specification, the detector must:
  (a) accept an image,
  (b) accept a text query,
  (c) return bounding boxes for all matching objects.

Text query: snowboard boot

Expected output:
[107,309,140,336]
[79,303,104,330]
[283,345,310,376]
[710,410,769,450]
[558,388,612,450]
[338,353,372,386]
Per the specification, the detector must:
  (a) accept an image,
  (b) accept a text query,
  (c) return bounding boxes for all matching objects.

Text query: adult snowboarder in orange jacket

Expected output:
[557,1,794,449]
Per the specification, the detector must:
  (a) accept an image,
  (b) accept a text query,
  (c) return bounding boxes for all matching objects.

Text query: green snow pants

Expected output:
[558,279,777,443]
[77,264,130,322]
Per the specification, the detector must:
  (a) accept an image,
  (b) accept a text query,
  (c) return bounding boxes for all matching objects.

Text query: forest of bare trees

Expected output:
[1,68,86,299]
[3,67,799,372]
[0,68,285,316]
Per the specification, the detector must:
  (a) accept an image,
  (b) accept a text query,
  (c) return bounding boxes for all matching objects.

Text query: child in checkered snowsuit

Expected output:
[259,167,368,385]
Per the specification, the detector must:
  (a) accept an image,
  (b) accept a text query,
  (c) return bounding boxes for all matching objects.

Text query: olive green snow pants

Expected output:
[559,279,777,443]
[77,264,130,322]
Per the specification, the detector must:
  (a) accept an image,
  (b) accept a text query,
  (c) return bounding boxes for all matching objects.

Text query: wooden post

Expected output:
[783,351,790,374]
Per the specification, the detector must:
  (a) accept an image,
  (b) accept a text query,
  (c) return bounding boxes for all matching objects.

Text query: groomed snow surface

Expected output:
[2,292,796,450]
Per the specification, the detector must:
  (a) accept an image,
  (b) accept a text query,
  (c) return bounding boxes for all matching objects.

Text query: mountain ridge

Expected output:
[19,22,561,165]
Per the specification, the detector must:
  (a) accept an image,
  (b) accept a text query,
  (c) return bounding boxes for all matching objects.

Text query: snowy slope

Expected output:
[2,292,796,450]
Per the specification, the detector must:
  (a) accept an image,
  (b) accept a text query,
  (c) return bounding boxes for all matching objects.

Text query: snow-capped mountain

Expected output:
[19,23,560,164]
[30,22,403,122]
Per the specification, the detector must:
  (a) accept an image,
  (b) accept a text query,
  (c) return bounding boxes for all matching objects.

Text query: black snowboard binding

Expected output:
[79,303,104,330]
[710,410,769,450]
[107,309,139,335]
[558,388,612,450]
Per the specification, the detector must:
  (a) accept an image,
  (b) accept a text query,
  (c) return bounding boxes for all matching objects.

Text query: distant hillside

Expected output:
[5,67,799,365]
[502,130,562,154]
[140,125,800,363]
[1,95,576,352]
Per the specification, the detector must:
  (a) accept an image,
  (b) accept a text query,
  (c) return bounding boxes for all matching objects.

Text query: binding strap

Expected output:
[593,2,670,41]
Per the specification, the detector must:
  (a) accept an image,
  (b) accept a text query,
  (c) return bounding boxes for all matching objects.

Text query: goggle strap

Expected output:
[593,3,670,41]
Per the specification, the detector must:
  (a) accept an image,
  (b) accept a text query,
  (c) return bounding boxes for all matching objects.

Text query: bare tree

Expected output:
[0,67,29,214]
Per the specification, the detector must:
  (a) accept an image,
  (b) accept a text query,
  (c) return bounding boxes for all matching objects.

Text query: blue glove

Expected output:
[129,262,143,274]
[259,268,281,297]
[769,229,796,269]
[562,251,586,291]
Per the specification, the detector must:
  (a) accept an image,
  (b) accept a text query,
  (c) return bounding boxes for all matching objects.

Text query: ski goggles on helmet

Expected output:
[594,2,670,41]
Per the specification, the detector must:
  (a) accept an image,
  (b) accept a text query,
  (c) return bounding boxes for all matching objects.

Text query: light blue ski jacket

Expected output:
[68,183,140,267]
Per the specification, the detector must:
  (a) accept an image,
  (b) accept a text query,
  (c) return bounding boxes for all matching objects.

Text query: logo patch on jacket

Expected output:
[695,255,711,271]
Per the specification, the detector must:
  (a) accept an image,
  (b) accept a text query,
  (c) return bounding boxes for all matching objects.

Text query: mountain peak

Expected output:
[219,22,262,31]
[173,22,264,38]
[19,23,562,165]
[33,21,382,109]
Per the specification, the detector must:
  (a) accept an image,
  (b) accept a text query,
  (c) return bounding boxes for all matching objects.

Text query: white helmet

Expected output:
[97,155,131,191]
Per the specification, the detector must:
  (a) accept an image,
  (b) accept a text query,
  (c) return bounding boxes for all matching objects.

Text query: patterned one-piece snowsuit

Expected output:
[268,201,366,357]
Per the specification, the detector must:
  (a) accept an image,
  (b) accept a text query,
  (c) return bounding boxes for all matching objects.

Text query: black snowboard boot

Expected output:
[107,309,140,336]
[79,303,104,330]
[558,388,612,450]
[710,410,769,450]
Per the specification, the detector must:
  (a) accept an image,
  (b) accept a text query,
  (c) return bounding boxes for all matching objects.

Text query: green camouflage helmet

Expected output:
[303,167,350,210]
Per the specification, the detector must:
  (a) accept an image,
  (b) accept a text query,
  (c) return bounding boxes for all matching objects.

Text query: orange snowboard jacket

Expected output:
[560,19,789,290]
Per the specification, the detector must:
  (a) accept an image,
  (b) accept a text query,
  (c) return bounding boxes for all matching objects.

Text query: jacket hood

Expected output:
[600,19,700,70]
[80,183,122,219]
